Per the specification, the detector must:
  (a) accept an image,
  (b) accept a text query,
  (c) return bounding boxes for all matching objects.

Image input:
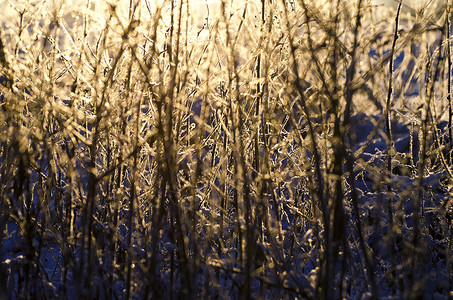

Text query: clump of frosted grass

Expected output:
[0,0,452,299]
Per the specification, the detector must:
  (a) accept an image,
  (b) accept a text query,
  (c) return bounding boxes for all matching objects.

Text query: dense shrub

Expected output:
[0,0,452,299]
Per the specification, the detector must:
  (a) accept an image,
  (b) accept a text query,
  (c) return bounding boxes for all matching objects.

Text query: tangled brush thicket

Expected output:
[0,0,452,299]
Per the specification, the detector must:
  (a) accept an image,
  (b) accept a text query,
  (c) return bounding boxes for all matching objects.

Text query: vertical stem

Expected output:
[447,5,452,152]
[125,80,142,300]
[412,15,448,299]
[385,1,402,294]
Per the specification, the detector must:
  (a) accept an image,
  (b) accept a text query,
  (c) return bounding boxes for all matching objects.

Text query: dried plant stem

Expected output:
[447,5,452,152]
[384,0,403,294]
